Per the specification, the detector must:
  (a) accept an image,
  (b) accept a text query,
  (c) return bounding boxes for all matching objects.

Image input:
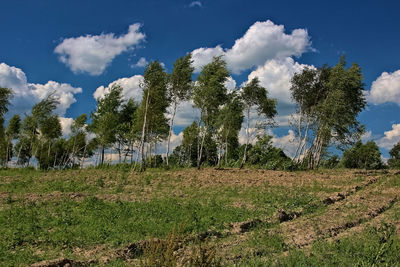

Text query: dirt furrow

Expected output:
[280,186,400,247]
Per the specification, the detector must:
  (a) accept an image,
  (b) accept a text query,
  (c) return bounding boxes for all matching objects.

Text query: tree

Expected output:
[165,53,194,166]
[341,141,383,169]
[89,84,123,165]
[215,91,244,166]
[35,115,63,169]
[67,114,94,168]
[15,93,60,166]
[171,122,199,166]
[290,57,366,169]
[246,134,291,170]
[0,87,13,166]
[115,99,138,163]
[388,142,400,169]
[240,77,277,169]
[5,115,21,165]
[134,61,169,171]
[193,56,229,169]
[171,121,218,167]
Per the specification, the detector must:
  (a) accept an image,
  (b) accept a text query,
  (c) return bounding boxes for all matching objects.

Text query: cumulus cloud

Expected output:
[191,46,224,72]
[225,76,237,92]
[54,24,146,75]
[191,20,311,73]
[94,75,143,102]
[377,124,400,150]
[0,63,82,117]
[271,130,297,157]
[367,70,400,106]
[59,117,74,137]
[246,57,313,104]
[29,81,82,115]
[238,127,297,157]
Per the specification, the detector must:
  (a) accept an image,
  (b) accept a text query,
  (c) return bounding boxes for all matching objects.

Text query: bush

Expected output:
[246,134,293,170]
[321,155,340,169]
[341,141,383,169]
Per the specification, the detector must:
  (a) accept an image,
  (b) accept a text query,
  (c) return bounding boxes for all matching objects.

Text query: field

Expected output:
[1,167,400,266]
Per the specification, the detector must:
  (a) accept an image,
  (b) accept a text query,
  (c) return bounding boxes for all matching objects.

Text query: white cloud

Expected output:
[59,117,74,137]
[191,20,311,74]
[361,130,372,143]
[54,24,146,75]
[191,46,224,72]
[0,62,82,117]
[238,127,297,157]
[29,81,82,116]
[367,70,400,106]
[189,1,202,8]
[247,57,312,104]
[377,124,400,150]
[225,76,237,92]
[133,57,148,68]
[173,100,200,127]
[270,129,297,157]
[94,75,143,102]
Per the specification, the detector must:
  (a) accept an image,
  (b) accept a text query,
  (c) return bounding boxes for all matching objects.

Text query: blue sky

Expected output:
[1,0,400,158]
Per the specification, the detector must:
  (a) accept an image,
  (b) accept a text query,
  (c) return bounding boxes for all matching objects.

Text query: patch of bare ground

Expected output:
[280,183,400,247]
[30,257,87,267]
[322,175,382,205]
[327,201,400,241]
[167,168,394,191]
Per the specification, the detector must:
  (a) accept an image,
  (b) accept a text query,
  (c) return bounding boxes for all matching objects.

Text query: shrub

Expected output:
[341,141,383,169]
[246,134,293,170]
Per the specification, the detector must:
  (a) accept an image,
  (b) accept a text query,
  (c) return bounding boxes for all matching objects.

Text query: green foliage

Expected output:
[172,122,218,167]
[135,61,169,140]
[90,84,124,164]
[240,77,277,168]
[168,53,194,102]
[342,141,383,169]
[241,77,277,120]
[388,142,400,169]
[216,92,244,164]
[193,56,229,127]
[246,134,292,170]
[0,87,13,117]
[320,155,340,169]
[0,87,13,165]
[192,56,230,168]
[290,57,366,169]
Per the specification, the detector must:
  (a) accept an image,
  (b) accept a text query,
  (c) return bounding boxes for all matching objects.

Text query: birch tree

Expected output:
[134,61,169,171]
[165,53,194,166]
[240,77,277,169]
[290,57,366,169]
[0,87,13,166]
[215,91,244,166]
[89,84,123,165]
[193,56,229,169]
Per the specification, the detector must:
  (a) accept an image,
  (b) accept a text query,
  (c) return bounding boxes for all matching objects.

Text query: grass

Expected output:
[0,168,399,265]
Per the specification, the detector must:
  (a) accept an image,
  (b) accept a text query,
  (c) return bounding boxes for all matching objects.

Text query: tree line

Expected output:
[0,55,399,171]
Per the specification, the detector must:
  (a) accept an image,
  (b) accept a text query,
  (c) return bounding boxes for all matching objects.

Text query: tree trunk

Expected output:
[240,108,251,169]
[139,88,151,172]
[197,126,207,170]
[166,100,177,166]
[80,143,87,170]
[101,146,105,165]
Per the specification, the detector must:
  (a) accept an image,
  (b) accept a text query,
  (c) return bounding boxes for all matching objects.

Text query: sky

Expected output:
[1,0,400,159]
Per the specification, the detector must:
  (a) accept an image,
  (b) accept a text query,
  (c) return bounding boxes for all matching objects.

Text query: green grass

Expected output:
[1,168,399,265]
